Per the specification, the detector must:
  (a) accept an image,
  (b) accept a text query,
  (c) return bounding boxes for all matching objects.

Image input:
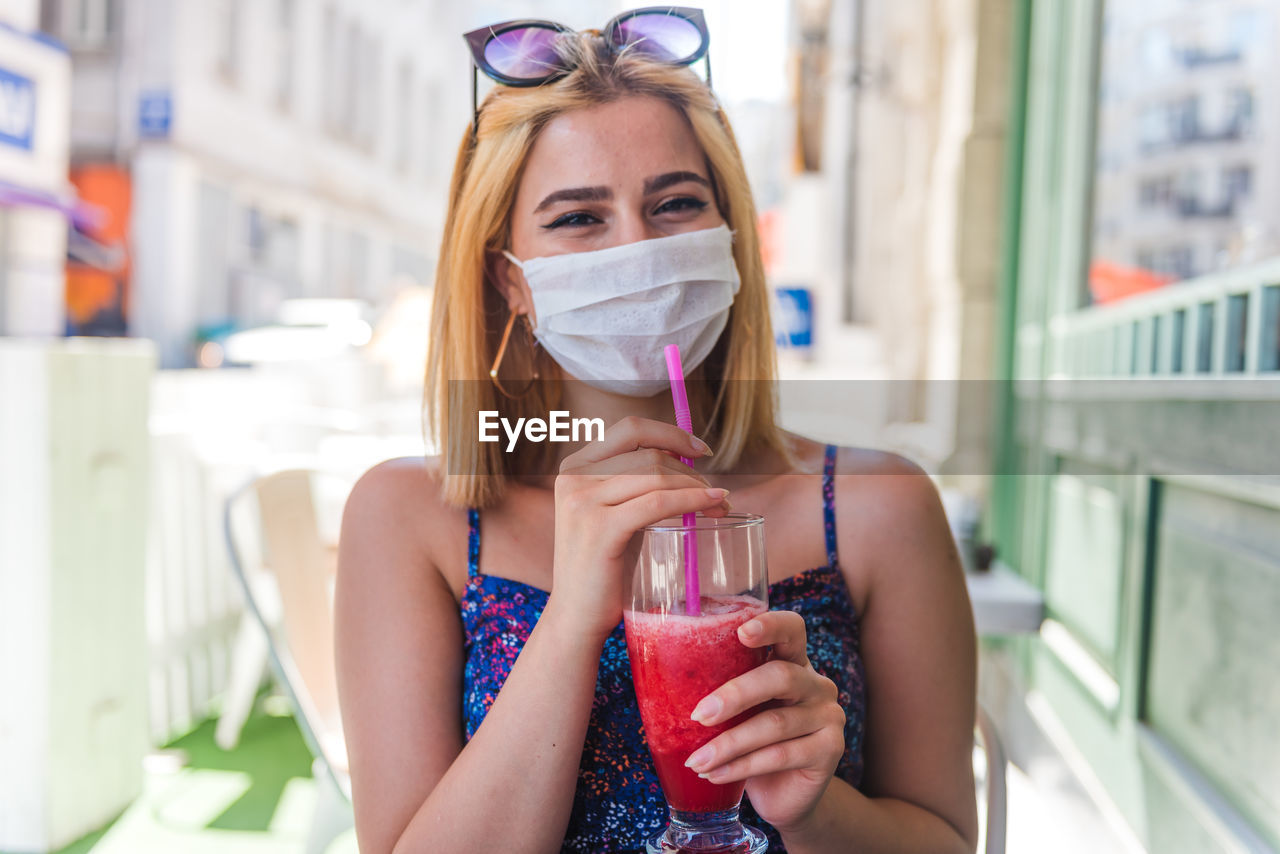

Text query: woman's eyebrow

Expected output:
[534,186,612,213]
[531,172,710,212]
[644,171,711,194]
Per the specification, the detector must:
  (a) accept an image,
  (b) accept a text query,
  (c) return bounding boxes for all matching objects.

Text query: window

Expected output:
[322,7,342,133]
[1226,293,1248,372]
[1174,169,1201,215]
[342,22,360,138]
[394,61,412,173]
[1088,1,1280,305]
[358,34,381,151]
[1261,286,1280,372]
[326,19,378,148]
[1196,302,1215,372]
[1129,321,1140,374]
[1171,96,1200,144]
[59,0,118,49]
[1150,315,1163,373]
[276,0,295,110]
[218,0,241,84]
[1165,244,1195,280]
[1170,309,1186,373]
[1222,165,1251,201]
[421,80,441,183]
[1228,88,1254,137]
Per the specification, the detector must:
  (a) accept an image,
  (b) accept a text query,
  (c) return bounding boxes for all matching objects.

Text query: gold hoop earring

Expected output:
[489,310,540,398]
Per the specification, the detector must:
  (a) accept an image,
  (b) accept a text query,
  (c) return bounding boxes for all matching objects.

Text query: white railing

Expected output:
[0,339,156,852]
[144,360,423,744]
[1047,256,1280,381]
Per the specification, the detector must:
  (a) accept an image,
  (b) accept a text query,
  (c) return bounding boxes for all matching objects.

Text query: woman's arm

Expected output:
[777,778,976,854]
[335,460,603,854]
[337,420,728,853]
[664,451,978,853]
[392,601,608,854]
[779,454,979,853]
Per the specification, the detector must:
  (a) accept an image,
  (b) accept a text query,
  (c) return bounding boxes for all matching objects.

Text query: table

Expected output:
[966,563,1045,635]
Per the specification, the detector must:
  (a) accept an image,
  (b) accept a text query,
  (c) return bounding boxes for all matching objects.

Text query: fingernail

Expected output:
[691,436,714,456]
[690,695,722,723]
[685,745,713,770]
[705,488,730,501]
[739,619,763,640]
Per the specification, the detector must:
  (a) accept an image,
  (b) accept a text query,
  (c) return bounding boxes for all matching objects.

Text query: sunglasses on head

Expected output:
[463,6,711,138]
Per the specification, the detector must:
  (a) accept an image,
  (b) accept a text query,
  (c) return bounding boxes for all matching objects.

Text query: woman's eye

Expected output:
[655,197,709,215]
[543,211,601,229]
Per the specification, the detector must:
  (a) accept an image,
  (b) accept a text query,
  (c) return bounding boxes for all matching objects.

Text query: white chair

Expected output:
[223,469,352,854]
[976,704,1008,854]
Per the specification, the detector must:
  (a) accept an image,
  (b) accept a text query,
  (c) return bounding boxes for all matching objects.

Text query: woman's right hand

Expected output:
[548,415,729,642]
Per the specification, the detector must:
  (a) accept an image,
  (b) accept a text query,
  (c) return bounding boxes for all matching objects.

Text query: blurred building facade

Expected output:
[1091,0,1280,296]
[0,0,71,337]
[40,0,766,368]
[41,0,462,367]
[773,0,1013,485]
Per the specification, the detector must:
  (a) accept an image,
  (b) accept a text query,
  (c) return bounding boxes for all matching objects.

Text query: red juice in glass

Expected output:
[625,594,768,813]
[630,513,770,853]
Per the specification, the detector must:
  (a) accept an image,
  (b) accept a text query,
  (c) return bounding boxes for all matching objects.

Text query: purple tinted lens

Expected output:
[613,13,702,62]
[485,26,565,79]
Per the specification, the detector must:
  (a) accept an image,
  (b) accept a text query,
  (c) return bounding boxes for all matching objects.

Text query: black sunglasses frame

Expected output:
[464,7,712,140]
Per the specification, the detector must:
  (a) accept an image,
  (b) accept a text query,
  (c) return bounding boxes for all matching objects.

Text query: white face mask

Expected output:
[503,225,741,397]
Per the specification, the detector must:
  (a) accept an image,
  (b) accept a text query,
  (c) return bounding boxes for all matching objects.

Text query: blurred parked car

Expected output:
[196,300,374,368]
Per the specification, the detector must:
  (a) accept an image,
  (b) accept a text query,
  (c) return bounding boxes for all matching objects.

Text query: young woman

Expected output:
[336,10,977,853]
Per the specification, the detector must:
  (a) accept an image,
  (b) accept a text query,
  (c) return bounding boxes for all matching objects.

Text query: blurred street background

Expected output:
[1,0,1278,852]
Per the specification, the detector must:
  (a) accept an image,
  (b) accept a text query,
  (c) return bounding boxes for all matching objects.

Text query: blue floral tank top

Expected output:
[460,444,867,852]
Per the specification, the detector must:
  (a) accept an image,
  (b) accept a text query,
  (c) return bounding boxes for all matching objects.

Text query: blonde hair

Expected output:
[426,34,789,508]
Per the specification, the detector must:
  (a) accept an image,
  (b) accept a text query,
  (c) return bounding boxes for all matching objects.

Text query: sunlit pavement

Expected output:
[48,696,1141,854]
[51,702,357,854]
[59,773,356,854]
[61,761,1132,854]
[1005,760,1139,854]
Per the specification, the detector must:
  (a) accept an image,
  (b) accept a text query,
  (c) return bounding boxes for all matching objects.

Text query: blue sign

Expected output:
[0,67,36,151]
[138,91,172,138]
[774,286,814,349]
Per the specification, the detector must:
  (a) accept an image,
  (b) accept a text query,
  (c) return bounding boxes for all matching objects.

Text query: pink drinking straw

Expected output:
[664,344,701,617]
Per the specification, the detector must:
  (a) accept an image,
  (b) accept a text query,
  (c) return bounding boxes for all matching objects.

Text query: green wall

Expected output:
[992,1,1280,851]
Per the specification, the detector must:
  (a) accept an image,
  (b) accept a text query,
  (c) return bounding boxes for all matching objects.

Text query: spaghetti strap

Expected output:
[822,444,840,567]
[458,438,868,849]
[467,507,481,579]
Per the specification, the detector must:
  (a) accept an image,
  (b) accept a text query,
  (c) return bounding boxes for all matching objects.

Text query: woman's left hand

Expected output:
[683,611,846,833]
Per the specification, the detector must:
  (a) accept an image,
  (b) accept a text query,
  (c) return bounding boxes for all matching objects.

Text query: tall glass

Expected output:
[624,513,770,854]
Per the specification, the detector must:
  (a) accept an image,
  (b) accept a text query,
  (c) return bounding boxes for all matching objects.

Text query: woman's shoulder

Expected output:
[782,433,950,603]
[832,446,960,612]
[341,455,470,588]
[779,431,929,479]
[346,455,449,518]
[812,437,943,545]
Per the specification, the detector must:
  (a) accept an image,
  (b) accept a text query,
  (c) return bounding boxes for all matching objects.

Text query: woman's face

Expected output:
[495,94,725,316]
